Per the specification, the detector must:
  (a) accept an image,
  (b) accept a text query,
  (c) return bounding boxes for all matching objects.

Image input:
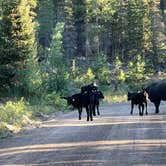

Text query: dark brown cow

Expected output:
[128,91,148,116]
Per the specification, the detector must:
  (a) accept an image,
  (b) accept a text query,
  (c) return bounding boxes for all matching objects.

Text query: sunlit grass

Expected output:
[103,88,127,103]
[104,94,127,103]
[0,98,35,138]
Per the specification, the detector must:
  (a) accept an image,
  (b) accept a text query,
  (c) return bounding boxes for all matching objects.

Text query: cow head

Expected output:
[62,96,75,105]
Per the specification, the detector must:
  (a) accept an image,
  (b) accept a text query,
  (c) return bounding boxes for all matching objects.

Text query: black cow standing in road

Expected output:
[80,84,104,116]
[91,90,104,116]
[128,91,148,116]
[80,83,98,116]
[145,81,166,114]
[63,83,104,121]
[63,92,93,121]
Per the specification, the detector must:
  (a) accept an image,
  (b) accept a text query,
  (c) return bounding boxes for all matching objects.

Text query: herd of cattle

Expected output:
[63,80,166,121]
[63,84,104,121]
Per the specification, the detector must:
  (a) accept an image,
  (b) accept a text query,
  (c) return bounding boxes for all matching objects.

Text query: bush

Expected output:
[94,54,110,85]
[79,68,95,84]
[0,98,31,137]
[44,92,67,108]
[125,55,146,91]
[103,87,127,103]
[0,98,29,125]
[109,56,126,91]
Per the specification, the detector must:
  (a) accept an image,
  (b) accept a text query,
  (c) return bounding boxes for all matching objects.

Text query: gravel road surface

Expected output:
[0,102,166,166]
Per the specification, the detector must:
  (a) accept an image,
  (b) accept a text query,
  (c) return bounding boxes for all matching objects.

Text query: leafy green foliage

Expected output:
[94,54,110,85]
[20,52,42,96]
[79,68,95,85]
[126,55,146,90]
[126,0,152,58]
[36,0,55,48]
[0,0,39,96]
[0,98,28,125]
[110,57,126,90]
[0,98,31,137]
[46,22,69,94]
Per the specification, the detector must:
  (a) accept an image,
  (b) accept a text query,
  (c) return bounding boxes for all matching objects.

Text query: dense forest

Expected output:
[0,0,165,135]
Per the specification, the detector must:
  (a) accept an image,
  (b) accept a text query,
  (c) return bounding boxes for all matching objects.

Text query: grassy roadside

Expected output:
[0,96,69,138]
[103,89,127,103]
[0,98,31,138]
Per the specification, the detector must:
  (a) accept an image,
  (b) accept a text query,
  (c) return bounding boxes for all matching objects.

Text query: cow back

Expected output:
[146,81,166,101]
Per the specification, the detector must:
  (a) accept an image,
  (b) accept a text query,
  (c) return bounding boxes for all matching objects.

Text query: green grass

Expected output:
[103,88,127,103]
[0,98,32,138]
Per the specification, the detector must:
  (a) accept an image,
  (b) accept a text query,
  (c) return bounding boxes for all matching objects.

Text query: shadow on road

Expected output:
[0,103,166,165]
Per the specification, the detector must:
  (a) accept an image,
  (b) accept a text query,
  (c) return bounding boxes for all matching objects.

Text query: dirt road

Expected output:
[0,102,166,166]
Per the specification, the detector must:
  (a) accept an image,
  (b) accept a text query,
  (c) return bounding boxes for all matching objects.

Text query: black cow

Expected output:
[63,92,93,121]
[128,91,148,116]
[81,83,98,116]
[91,90,104,116]
[145,81,166,113]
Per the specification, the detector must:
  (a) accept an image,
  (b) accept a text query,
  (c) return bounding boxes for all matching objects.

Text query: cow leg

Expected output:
[154,100,161,114]
[89,94,95,116]
[138,104,143,116]
[145,101,148,115]
[78,107,82,120]
[141,103,144,116]
[86,107,90,121]
[130,102,134,115]
[92,104,96,116]
[97,104,100,115]
[89,106,93,121]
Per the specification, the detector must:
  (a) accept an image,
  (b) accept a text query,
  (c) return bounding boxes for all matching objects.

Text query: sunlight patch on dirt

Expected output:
[0,139,166,157]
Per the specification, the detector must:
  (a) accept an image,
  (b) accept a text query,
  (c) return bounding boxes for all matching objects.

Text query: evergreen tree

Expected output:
[0,0,40,95]
[63,0,77,66]
[72,0,86,57]
[149,0,166,71]
[36,0,55,65]
[47,22,67,93]
[36,0,55,49]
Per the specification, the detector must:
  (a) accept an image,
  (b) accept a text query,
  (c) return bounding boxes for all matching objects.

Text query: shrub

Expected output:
[0,98,31,136]
[125,55,146,90]
[0,98,30,125]
[94,54,110,85]
[110,56,126,91]
[76,68,95,86]
[44,92,67,108]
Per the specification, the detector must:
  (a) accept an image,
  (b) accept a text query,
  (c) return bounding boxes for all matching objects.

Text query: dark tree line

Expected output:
[0,0,165,97]
[37,0,166,70]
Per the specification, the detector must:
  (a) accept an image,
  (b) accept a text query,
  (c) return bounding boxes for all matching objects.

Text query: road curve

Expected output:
[0,102,166,166]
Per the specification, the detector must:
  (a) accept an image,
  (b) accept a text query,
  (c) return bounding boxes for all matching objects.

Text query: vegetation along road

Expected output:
[0,102,166,166]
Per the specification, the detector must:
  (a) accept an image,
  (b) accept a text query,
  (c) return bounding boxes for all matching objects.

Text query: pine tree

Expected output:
[149,0,166,71]
[37,0,55,48]
[63,0,77,66]
[0,0,40,95]
[72,0,86,57]
[47,22,67,93]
